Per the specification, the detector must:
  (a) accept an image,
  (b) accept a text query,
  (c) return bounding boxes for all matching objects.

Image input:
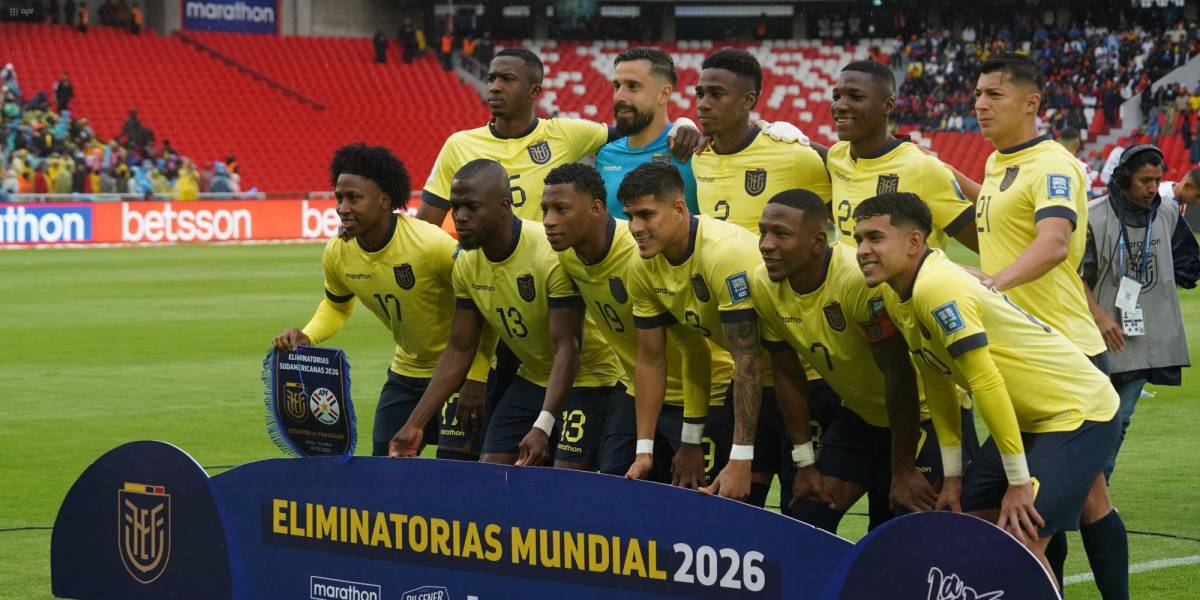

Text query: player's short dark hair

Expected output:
[702,48,762,96]
[329,143,411,210]
[544,162,606,201]
[853,191,932,238]
[454,158,509,182]
[979,52,1044,92]
[1186,166,1200,187]
[495,47,544,83]
[614,47,677,86]
[840,60,895,96]
[767,189,829,224]
[1058,126,1081,142]
[617,162,684,205]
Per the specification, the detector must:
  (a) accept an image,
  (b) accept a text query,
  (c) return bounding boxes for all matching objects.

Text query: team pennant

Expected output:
[261,346,355,459]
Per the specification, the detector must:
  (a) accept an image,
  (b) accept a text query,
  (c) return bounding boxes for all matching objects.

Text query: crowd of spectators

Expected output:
[10,0,145,35]
[1,64,242,201]
[892,17,1200,137]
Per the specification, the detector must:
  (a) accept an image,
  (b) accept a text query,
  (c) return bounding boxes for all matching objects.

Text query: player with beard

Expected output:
[273,143,492,459]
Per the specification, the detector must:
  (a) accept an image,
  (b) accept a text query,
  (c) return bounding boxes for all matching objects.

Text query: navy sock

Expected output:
[1081,510,1129,600]
[1046,531,1068,589]
[789,500,844,534]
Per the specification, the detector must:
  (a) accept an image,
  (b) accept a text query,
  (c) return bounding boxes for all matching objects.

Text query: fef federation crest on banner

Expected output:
[744,169,767,196]
[876,174,900,194]
[999,166,1021,192]
[393,264,415,290]
[527,140,552,165]
[609,276,628,304]
[517,273,537,302]
[118,482,171,584]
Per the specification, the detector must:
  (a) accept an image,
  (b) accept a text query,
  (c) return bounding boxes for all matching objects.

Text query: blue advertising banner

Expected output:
[52,441,1061,599]
[182,0,278,34]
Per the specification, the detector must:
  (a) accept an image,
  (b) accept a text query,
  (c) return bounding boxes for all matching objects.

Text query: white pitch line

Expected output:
[1064,554,1200,586]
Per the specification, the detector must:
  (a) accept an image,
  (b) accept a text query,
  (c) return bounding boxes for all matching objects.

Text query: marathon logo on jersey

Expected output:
[517,274,537,302]
[999,167,1020,192]
[823,301,847,332]
[609,276,628,304]
[744,169,767,196]
[0,205,92,243]
[402,585,450,600]
[691,274,711,302]
[1046,173,1071,200]
[527,140,552,165]
[310,575,380,600]
[876,174,900,195]
[394,264,416,290]
[726,272,751,303]
[183,0,277,34]
[118,482,171,584]
[932,301,966,334]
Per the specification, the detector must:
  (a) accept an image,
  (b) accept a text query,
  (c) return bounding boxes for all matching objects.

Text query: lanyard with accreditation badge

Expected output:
[1111,196,1154,337]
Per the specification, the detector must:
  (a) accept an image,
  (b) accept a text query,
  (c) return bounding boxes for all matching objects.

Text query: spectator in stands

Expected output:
[439,31,454,71]
[77,2,88,33]
[210,162,234,194]
[98,0,114,26]
[53,73,73,113]
[461,34,476,60]
[373,30,388,64]
[48,0,60,24]
[119,108,147,147]
[2,64,20,101]
[176,161,198,200]
[32,163,50,194]
[476,31,494,65]
[1182,109,1194,155]
[2,169,18,198]
[130,2,142,35]
[399,19,416,64]
[116,0,129,27]
[52,158,73,193]
[64,0,75,26]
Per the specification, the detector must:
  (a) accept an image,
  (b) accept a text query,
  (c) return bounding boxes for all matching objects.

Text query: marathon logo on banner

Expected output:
[263,346,355,458]
[183,0,279,34]
[0,204,92,243]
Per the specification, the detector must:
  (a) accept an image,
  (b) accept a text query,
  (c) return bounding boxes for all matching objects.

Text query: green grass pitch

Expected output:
[2,242,1198,598]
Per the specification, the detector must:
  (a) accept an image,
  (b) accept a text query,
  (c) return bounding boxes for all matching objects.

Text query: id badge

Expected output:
[1115,276,1142,313]
[1121,304,1145,337]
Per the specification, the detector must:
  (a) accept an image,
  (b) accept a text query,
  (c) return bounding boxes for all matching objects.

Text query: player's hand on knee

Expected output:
[891,469,938,512]
[515,428,550,467]
[273,327,311,351]
[454,380,487,432]
[388,423,424,458]
[935,476,963,513]
[671,443,706,489]
[700,459,751,500]
[626,453,654,480]
[998,481,1044,544]
[790,465,834,509]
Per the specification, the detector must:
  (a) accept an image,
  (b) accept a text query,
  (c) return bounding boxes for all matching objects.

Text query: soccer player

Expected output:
[826,60,978,252]
[972,53,1128,597]
[597,47,809,220]
[390,159,621,469]
[691,48,831,232]
[852,191,1120,586]
[619,161,775,504]
[272,143,491,458]
[418,47,700,226]
[540,161,734,484]
[753,189,951,534]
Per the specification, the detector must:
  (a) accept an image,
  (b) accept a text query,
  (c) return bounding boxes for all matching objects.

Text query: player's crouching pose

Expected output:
[852,191,1120,586]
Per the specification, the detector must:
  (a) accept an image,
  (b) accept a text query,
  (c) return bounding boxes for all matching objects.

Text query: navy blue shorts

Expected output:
[653,393,734,485]
[555,384,626,471]
[755,380,842,476]
[480,375,617,464]
[372,370,437,457]
[816,405,944,491]
[961,417,1121,536]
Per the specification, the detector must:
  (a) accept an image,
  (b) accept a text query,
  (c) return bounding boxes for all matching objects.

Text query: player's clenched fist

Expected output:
[272,327,311,351]
[388,423,424,458]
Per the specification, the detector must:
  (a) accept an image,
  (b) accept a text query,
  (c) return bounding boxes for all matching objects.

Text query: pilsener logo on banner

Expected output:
[262,346,355,458]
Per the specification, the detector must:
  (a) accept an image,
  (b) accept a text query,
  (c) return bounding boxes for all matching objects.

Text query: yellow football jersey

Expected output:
[424,118,610,221]
[628,216,774,387]
[881,250,1118,458]
[557,218,732,411]
[753,243,934,426]
[452,218,619,388]
[976,134,1105,356]
[692,127,831,233]
[306,215,467,378]
[826,139,974,250]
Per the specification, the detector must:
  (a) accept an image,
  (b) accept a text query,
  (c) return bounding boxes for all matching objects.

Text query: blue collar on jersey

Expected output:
[900,247,937,301]
[489,117,539,140]
[358,214,397,253]
[998,133,1053,155]
[712,125,761,156]
[582,216,618,266]
[853,137,907,161]
[489,216,523,263]
[667,216,701,266]
[790,245,834,295]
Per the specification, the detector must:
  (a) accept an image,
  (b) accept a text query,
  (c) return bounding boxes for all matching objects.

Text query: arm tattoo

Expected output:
[723,318,763,445]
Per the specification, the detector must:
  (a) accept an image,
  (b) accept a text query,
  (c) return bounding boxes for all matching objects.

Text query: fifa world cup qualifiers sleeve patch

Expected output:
[932,301,965,335]
[726,271,751,303]
[1046,173,1071,199]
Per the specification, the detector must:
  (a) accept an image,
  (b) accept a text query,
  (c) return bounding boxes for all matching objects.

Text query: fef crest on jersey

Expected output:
[999,166,1020,192]
[608,276,628,304]
[823,301,847,332]
[744,169,768,196]
[527,140,552,165]
[876,174,900,195]
[517,273,537,302]
[692,274,711,302]
[393,264,415,290]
